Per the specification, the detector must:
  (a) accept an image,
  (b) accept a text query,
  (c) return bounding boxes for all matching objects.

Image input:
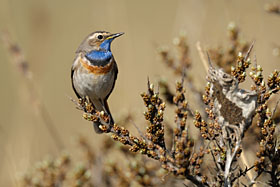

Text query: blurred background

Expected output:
[0,0,279,186]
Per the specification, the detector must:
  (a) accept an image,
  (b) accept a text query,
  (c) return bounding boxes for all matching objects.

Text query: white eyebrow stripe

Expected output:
[88,34,97,40]
[89,33,100,40]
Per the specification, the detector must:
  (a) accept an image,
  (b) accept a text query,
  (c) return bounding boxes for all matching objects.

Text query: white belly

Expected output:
[73,64,116,101]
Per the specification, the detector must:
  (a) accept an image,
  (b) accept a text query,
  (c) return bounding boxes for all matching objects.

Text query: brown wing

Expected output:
[71,67,81,99]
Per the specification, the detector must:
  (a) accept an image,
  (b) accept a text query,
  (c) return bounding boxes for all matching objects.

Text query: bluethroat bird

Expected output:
[71,31,124,133]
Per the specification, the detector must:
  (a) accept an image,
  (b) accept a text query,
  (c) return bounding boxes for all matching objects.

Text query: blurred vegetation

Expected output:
[17,23,280,186]
[1,0,280,186]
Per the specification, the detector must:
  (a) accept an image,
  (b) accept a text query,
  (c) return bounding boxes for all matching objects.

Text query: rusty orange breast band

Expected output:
[80,57,113,75]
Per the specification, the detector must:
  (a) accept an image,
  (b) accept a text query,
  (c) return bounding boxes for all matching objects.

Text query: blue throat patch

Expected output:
[86,50,112,61]
[85,39,113,66]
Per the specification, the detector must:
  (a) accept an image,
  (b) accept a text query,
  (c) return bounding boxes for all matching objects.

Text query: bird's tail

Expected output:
[92,100,114,133]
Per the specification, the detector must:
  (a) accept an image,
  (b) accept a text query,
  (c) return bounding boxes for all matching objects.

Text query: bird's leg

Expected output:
[99,99,114,124]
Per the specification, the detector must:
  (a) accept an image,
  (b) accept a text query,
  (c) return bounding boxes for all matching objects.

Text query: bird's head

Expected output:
[76,31,124,54]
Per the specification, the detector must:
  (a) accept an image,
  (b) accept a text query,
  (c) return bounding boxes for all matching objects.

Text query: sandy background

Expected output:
[0,0,280,186]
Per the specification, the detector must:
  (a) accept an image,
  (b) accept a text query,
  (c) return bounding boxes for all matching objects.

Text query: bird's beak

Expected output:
[106,32,124,40]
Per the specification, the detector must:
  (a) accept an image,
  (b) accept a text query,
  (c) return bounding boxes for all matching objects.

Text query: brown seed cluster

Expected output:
[189,147,208,176]
[194,111,209,139]
[142,81,166,148]
[254,106,278,173]
[250,65,280,105]
[231,52,251,83]
[194,110,221,140]
[250,65,265,88]
[199,83,222,139]
[172,80,194,172]
[140,81,206,183]
[245,55,280,183]
[253,73,280,178]
[173,80,188,132]
[267,70,280,93]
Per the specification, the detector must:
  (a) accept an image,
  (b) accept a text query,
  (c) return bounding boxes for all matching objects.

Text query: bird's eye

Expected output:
[97,35,103,40]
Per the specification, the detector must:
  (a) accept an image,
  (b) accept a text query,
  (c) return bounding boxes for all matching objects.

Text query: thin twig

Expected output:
[130,119,146,140]
[196,41,209,72]
[244,41,255,61]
